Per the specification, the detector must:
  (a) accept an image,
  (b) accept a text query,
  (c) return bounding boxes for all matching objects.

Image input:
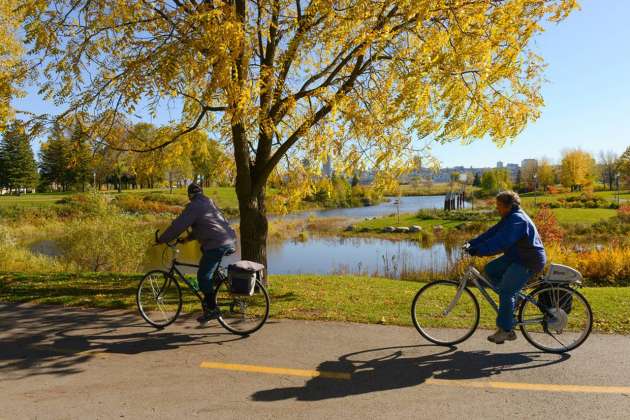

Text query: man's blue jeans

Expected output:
[484,255,532,331]
[198,245,235,308]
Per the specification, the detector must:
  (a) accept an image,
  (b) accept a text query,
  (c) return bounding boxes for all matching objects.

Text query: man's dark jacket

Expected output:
[468,207,546,272]
[158,194,236,250]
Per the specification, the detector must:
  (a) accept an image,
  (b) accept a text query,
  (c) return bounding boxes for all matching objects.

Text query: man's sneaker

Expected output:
[197,309,220,326]
[487,328,517,344]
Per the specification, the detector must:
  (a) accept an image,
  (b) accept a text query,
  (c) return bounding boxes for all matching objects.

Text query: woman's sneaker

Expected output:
[487,329,517,344]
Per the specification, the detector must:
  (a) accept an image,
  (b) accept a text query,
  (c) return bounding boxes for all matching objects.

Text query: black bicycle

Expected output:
[136,231,270,336]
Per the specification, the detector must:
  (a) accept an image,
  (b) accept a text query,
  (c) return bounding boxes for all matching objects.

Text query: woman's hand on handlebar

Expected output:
[462,242,476,256]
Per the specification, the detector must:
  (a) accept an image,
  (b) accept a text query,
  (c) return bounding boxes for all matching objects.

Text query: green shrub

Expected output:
[59,216,152,272]
[0,205,59,224]
[142,192,188,206]
[0,225,68,272]
[415,209,495,222]
[0,226,15,248]
[56,193,110,217]
[113,194,182,215]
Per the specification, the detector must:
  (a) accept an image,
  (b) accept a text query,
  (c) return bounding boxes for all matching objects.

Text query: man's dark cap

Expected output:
[187,183,203,195]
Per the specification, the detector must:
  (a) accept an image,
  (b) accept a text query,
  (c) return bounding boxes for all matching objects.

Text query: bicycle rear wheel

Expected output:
[137,270,182,328]
[411,280,480,345]
[214,278,270,336]
[518,284,592,353]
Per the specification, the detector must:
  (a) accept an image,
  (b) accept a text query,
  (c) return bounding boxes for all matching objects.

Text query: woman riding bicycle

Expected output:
[466,190,546,344]
[156,183,237,325]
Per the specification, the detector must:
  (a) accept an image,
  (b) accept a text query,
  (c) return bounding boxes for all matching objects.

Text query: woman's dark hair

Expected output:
[496,190,521,208]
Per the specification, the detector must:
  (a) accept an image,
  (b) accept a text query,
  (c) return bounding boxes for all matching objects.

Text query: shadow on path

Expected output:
[252,344,570,402]
[0,303,242,379]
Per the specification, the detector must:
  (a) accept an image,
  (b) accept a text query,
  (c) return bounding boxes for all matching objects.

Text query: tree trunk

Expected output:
[232,115,270,282]
[236,186,269,285]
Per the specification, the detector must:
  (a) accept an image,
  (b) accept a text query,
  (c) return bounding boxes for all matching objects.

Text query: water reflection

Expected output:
[145,236,462,279]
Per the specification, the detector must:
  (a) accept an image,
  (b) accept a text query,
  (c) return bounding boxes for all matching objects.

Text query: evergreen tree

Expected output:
[39,122,94,191]
[472,172,481,187]
[0,122,38,193]
[39,126,72,191]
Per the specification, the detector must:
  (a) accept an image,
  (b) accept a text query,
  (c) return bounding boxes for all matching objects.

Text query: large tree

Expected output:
[0,121,38,192]
[0,2,27,129]
[39,121,94,191]
[481,168,511,194]
[536,157,555,191]
[598,150,619,191]
[560,149,596,192]
[618,145,630,187]
[10,0,577,266]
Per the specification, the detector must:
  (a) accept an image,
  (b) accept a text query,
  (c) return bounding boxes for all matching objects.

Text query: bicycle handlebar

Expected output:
[154,229,180,248]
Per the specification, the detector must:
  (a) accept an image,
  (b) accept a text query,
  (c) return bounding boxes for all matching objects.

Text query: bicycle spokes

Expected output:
[518,285,592,353]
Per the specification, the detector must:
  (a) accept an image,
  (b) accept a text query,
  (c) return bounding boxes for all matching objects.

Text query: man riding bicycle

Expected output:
[466,190,546,344]
[156,183,236,325]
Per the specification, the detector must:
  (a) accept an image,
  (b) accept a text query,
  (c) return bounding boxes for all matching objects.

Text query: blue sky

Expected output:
[15,1,630,168]
[431,0,630,167]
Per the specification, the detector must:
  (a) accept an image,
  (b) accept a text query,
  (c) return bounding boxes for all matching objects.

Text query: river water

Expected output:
[271,194,469,221]
[145,195,467,278]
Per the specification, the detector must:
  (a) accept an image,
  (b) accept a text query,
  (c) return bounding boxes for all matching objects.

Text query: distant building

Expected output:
[505,163,520,182]
[521,159,538,171]
[497,161,504,168]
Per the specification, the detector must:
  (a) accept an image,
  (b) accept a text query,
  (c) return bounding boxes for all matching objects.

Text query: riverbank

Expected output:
[1,272,628,334]
[385,182,479,197]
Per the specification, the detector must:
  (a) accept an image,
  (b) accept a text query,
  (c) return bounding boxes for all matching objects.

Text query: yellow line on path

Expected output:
[426,379,630,395]
[199,362,630,394]
[199,362,351,380]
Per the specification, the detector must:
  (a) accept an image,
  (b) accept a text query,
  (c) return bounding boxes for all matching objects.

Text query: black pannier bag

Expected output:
[227,260,265,295]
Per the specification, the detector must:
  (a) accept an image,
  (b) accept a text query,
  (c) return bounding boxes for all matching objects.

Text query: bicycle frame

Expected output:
[448,266,545,327]
[162,247,227,303]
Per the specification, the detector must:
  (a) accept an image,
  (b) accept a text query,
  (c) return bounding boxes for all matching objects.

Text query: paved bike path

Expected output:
[1,303,629,419]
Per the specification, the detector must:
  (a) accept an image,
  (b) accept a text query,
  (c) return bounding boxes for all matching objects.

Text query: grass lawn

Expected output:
[551,208,617,224]
[1,272,627,334]
[520,190,630,207]
[0,187,240,213]
[0,192,71,207]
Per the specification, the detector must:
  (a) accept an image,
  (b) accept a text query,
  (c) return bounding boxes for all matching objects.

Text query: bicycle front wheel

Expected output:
[411,280,480,345]
[137,270,182,328]
[214,278,270,336]
[518,284,592,353]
